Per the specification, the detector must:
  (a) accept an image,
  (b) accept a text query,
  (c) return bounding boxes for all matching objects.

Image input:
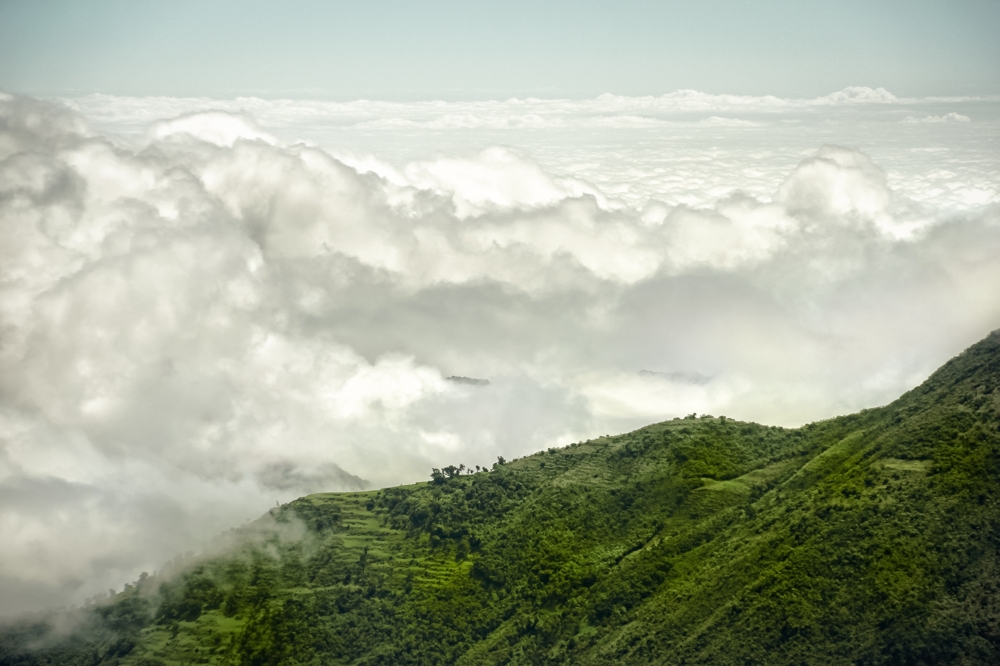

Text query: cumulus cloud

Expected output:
[1,91,1000,615]
[61,87,997,212]
[901,112,971,124]
[818,86,898,104]
[397,146,612,217]
[148,111,278,146]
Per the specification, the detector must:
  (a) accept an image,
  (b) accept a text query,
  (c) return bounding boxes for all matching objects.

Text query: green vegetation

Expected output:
[4,331,1000,665]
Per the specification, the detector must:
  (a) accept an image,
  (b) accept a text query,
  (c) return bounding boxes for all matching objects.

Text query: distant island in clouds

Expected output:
[446,375,491,386]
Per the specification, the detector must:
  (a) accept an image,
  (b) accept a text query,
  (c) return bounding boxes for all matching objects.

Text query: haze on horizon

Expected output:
[1,0,999,99]
[1,0,999,617]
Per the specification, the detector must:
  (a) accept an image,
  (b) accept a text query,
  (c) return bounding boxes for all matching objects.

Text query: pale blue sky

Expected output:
[1,0,998,99]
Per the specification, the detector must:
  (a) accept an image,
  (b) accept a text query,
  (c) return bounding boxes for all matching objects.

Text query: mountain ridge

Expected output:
[2,330,999,665]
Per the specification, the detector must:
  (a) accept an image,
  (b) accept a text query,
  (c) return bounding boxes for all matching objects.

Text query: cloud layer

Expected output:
[62,87,999,215]
[1,90,999,614]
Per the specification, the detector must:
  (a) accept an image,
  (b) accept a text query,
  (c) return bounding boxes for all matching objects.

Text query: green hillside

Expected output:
[4,332,1000,665]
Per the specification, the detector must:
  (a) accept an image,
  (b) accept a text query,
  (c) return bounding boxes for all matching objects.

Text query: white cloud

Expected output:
[60,88,999,213]
[901,112,971,124]
[1,92,999,614]
[60,86,981,137]
[817,86,898,104]
[400,146,611,217]
[775,145,894,232]
[578,371,752,421]
[148,111,277,146]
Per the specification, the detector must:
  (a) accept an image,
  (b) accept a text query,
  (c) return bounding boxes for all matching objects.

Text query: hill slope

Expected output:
[3,332,1000,665]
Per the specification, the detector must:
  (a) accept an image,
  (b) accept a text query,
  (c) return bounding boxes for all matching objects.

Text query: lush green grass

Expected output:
[4,332,1000,665]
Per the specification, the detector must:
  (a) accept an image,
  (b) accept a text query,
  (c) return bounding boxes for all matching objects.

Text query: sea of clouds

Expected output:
[1,88,999,613]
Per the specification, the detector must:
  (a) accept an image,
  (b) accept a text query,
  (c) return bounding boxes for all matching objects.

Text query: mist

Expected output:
[1,88,998,615]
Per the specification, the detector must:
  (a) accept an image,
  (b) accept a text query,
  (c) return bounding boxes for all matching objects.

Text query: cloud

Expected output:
[60,86,982,138]
[399,146,611,217]
[148,111,277,146]
[60,87,998,212]
[775,145,894,230]
[1,93,1000,615]
[256,460,367,493]
[817,86,898,104]
[901,112,971,124]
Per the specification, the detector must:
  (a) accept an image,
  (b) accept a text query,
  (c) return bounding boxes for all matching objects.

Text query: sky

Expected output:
[1,1,1000,616]
[1,0,999,98]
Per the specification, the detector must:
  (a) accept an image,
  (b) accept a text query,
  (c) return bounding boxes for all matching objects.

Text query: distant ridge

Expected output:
[446,375,490,386]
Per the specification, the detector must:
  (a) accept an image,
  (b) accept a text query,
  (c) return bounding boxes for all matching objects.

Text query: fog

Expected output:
[1,88,998,614]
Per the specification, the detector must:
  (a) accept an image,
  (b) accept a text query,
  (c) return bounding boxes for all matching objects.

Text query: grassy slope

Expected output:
[3,331,999,665]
